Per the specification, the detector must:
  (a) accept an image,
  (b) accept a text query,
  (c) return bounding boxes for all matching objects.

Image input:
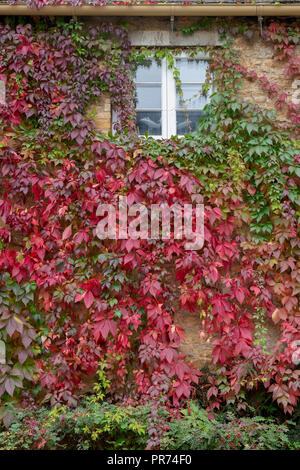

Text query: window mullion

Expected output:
[167,63,176,138]
[161,58,168,139]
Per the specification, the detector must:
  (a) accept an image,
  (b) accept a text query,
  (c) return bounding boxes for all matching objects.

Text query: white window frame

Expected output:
[135,52,211,139]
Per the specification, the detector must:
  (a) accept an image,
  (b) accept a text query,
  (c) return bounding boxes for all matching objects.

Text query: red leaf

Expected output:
[235,287,245,304]
[62,224,72,241]
[174,381,190,399]
[175,362,190,381]
[5,378,15,397]
[160,347,178,364]
[84,291,94,309]
[94,319,117,341]
[75,292,84,303]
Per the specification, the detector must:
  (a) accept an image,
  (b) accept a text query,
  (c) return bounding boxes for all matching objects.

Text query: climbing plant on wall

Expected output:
[0,16,299,431]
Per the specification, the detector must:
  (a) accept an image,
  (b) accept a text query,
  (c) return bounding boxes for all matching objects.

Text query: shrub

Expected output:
[0,400,299,450]
[0,399,151,450]
[163,402,298,450]
[287,404,300,447]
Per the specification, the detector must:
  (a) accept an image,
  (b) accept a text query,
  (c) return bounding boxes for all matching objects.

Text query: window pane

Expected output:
[135,62,162,83]
[176,111,205,134]
[136,111,162,135]
[176,59,208,83]
[176,85,208,109]
[136,85,161,109]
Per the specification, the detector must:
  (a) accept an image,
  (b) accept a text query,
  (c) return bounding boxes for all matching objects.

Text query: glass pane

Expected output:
[176,59,208,83]
[176,85,208,109]
[176,111,205,134]
[135,85,161,109]
[135,62,162,83]
[136,111,162,136]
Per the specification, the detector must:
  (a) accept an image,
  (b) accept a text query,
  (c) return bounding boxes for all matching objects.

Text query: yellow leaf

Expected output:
[272,308,280,324]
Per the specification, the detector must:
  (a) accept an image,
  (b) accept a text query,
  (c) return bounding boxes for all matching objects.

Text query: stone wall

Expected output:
[234,35,300,124]
[84,16,296,368]
[175,309,281,370]
[88,92,111,135]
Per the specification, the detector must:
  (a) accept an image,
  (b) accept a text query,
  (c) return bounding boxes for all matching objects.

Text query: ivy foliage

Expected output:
[0,17,299,430]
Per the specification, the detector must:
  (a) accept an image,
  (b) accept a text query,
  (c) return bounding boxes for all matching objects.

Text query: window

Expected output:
[135,54,210,138]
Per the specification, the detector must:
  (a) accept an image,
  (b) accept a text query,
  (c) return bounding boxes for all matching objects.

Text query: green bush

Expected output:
[163,402,298,450]
[287,404,300,448]
[0,400,151,450]
[0,399,298,450]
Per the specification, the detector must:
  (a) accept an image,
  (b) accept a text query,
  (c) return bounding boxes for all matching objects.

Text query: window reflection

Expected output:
[176,59,207,83]
[176,58,209,134]
[136,86,161,109]
[135,62,162,83]
[176,111,205,134]
[135,61,162,136]
[136,111,162,136]
[176,86,207,109]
